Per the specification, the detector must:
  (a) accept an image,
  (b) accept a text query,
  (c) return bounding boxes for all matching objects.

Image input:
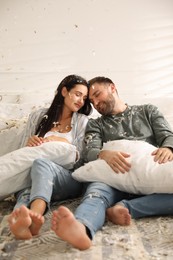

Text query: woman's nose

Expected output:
[78,97,84,105]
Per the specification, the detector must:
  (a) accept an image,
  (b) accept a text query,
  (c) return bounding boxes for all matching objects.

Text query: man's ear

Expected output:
[61,86,68,97]
[110,83,116,93]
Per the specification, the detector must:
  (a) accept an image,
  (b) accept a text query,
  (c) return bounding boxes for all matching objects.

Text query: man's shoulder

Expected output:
[85,115,103,130]
[88,115,103,123]
[130,103,157,111]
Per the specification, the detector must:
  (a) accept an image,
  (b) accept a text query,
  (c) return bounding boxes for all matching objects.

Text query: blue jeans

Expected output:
[15,158,84,210]
[120,193,173,219]
[74,182,127,239]
[74,187,173,239]
[15,159,173,239]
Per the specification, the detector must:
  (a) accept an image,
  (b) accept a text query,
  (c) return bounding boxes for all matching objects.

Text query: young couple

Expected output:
[8,75,173,250]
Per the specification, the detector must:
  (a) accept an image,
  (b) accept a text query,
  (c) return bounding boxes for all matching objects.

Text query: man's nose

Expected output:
[93,99,99,107]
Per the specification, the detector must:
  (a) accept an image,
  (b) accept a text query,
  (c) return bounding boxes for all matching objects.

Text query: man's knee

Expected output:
[83,182,114,207]
[85,182,113,195]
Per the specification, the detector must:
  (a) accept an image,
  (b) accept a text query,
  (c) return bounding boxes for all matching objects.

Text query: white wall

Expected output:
[0,0,173,152]
[1,0,173,98]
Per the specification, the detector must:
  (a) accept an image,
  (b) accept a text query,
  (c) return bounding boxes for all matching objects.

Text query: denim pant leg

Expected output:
[30,158,83,206]
[121,193,173,219]
[74,182,126,239]
[14,188,31,209]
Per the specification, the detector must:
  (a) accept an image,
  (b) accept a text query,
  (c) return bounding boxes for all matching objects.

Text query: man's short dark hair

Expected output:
[88,76,114,87]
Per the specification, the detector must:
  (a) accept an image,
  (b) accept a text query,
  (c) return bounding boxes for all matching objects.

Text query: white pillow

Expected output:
[0,141,77,200]
[72,140,173,195]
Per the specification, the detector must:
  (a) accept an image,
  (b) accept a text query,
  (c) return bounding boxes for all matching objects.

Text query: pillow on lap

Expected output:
[0,141,77,200]
[72,140,173,195]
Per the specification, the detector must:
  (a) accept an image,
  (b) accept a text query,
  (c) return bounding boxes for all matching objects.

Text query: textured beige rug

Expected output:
[0,198,173,260]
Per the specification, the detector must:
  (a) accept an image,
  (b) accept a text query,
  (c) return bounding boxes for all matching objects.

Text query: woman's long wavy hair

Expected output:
[36,74,92,137]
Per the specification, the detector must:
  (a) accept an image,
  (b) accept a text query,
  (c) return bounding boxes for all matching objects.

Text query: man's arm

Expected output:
[84,118,103,162]
[147,104,173,163]
[84,118,131,173]
[148,104,173,148]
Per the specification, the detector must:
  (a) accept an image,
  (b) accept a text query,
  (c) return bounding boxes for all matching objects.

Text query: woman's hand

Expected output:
[98,150,131,174]
[43,135,70,144]
[26,135,44,147]
[151,147,173,163]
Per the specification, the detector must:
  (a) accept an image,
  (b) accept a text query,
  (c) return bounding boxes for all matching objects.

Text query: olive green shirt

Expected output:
[84,104,173,162]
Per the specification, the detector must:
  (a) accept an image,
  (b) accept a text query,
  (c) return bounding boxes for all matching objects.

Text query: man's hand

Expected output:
[98,150,131,174]
[151,147,173,163]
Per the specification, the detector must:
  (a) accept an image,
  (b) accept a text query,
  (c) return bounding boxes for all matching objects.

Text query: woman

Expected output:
[8,74,92,240]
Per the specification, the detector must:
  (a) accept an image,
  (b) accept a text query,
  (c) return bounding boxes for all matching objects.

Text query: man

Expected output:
[51,76,173,250]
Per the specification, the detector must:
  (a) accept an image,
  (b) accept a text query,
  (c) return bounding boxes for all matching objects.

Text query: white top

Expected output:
[19,109,89,158]
[44,130,73,143]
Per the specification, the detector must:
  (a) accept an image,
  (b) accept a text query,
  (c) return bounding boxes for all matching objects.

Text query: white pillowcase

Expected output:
[72,140,173,195]
[0,141,77,200]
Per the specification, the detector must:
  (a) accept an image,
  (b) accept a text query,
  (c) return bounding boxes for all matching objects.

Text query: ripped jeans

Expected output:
[74,182,126,239]
[15,158,84,210]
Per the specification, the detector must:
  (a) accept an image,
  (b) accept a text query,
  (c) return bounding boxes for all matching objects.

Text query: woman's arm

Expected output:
[19,108,48,148]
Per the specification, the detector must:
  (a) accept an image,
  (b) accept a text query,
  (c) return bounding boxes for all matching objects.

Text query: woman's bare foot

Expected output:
[8,205,45,239]
[106,204,131,226]
[8,205,32,239]
[29,212,45,236]
[51,206,92,250]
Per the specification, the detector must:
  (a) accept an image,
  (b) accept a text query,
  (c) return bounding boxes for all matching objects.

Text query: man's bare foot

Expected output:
[106,204,131,226]
[8,205,32,239]
[51,206,92,250]
[29,212,45,236]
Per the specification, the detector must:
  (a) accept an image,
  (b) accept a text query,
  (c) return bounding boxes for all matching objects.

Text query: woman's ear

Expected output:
[61,86,68,97]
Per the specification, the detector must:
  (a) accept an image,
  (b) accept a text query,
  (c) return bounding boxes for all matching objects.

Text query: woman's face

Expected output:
[63,84,88,112]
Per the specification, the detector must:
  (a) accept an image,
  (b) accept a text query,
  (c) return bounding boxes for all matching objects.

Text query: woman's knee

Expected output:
[32,158,51,168]
[31,158,53,180]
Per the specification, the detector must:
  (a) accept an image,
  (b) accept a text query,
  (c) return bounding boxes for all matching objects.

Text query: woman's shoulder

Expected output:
[29,107,48,118]
[72,113,89,132]
[73,112,88,121]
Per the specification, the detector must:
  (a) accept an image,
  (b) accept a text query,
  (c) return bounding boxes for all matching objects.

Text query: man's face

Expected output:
[89,83,115,115]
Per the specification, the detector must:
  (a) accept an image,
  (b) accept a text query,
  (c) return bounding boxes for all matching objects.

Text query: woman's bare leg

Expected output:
[8,199,46,239]
[29,199,46,235]
[8,206,32,239]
